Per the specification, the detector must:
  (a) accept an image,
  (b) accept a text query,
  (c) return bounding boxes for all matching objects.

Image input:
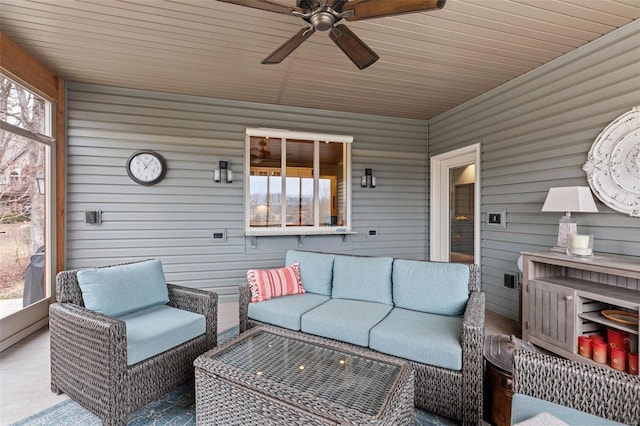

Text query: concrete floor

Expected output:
[0,303,517,425]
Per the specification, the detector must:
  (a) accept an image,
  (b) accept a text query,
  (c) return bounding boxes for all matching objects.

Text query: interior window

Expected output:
[245,129,352,235]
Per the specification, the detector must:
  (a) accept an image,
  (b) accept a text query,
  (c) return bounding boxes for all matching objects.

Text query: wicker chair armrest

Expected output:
[167,283,218,348]
[512,350,640,425]
[239,281,251,333]
[461,290,485,424]
[49,302,127,376]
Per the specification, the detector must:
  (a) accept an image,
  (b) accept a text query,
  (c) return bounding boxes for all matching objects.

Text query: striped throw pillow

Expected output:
[247,262,305,303]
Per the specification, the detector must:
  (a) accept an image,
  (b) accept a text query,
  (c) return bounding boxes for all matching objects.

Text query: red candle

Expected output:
[592,340,607,364]
[629,353,638,375]
[578,335,592,358]
[590,334,605,343]
[607,328,630,352]
[610,348,627,371]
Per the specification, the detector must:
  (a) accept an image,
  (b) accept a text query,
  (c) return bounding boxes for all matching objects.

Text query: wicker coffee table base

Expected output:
[195,326,414,425]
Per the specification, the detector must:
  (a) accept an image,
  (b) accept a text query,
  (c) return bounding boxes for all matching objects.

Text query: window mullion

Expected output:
[280,137,287,229]
[313,140,320,227]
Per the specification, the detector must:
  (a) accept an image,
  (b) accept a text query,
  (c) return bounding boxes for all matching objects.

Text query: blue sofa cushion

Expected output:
[369,307,463,370]
[392,259,469,316]
[285,250,334,296]
[332,255,393,304]
[511,394,624,426]
[77,259,169,317]
[119,304,205,366]
[248,293,330,331]
[301,299,393,347]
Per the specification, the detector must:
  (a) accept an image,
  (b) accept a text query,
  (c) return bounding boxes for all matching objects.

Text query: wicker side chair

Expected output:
[50,263,218,426]
[512,350,640,425]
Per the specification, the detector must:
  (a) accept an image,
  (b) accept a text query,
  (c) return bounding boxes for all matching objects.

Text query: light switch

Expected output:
[486,209,506,228]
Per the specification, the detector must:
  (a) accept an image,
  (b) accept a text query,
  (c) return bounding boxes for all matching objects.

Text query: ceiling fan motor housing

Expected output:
[310,12,335,31]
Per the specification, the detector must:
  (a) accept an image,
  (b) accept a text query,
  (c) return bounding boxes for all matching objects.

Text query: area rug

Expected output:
[12,326,458,426]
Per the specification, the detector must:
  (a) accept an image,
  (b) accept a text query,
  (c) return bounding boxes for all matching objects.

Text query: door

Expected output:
[526,280,576,352]
[430,144,480,264]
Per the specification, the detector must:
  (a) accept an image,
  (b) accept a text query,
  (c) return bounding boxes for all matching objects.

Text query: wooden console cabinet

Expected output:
[521,251,640,370]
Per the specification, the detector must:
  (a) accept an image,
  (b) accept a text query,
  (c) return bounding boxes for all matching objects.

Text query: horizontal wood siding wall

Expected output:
[428,21,640,320]
[65,83,427,302]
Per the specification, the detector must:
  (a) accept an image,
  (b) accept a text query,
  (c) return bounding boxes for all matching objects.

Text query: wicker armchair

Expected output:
[49,264,218,426]
[512,350,640,425]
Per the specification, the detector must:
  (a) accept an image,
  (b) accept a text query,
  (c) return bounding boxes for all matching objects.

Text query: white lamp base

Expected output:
[553,215,577,252]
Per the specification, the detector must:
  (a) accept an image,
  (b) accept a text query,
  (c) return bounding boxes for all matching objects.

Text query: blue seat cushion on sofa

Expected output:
[248,293,330,331]
[285,250,334,296]
[119,304,205,366]
[369,307,463,370]
[77,259,169,317]
[392,259,469,316]
[301,299,393,347]
[332,255,393,304]
[511,394,624,426]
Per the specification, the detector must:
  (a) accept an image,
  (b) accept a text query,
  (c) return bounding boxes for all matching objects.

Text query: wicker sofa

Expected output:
[50,260,218,426]
[511,350,640,426]
[239,250,485,425]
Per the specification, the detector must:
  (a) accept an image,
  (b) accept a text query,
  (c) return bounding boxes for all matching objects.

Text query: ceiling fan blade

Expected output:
[329,24,379,70]
[262,27,316,64]
[343,0,445,21]
[217,0,303,15]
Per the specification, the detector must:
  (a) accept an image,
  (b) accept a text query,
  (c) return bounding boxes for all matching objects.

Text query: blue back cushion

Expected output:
[332,255,393,304]
[393,259,469,315]
[285,250,334,296]
[77,259,169,317]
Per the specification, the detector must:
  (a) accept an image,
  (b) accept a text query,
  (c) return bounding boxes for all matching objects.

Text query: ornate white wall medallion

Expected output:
[583,107,640,217]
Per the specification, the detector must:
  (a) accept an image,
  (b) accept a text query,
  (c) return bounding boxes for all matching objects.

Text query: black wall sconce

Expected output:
[214,160,233,184]
[361,168,376,188]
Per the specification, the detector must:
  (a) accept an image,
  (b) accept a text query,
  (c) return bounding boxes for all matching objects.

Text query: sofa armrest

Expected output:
[239,281,251,333]
[512,350,640,425]
[167,283,218,348]
[49,302,127,398]
[461,290,485,424]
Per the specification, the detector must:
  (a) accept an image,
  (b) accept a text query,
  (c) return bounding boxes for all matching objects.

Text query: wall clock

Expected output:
[126,150,167,186]
[583,107,640,217]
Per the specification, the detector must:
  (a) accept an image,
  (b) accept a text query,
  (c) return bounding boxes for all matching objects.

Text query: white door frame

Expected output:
[430,143,481,263]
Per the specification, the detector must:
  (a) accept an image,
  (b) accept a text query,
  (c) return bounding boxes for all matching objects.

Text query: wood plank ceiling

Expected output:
[1,0,639,120]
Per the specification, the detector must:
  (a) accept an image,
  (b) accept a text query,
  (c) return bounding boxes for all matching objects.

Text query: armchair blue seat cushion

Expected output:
[248,293,330,331]
[119,304,205,365]
[369,307,463,370]
[301,299,393,347]
[285,250,335,296]
[511,394,624,426]
[392,259,469,316]
[331,255,393,304]
[77,259,169,317]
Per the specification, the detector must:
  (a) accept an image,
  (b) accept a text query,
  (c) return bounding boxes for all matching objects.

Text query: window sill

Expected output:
[245,228,356,248]
[245,228,355,237]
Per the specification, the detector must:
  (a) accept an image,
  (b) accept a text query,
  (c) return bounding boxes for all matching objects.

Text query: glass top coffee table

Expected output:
[195,326,414,425]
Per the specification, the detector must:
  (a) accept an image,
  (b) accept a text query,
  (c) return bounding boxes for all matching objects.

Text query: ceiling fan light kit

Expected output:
[219,0,446,69]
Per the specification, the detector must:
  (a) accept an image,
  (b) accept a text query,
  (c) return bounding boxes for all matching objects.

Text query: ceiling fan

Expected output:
[218,0,446,70]
[250,139,272,164]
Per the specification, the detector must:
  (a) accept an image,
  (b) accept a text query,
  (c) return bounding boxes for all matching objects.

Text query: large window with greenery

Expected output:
[245,128,352,235]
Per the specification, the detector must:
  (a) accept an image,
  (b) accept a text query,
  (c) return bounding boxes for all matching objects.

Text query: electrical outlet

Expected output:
[366,229,378,238]
[504,272,519,289]
[211,230,227,242]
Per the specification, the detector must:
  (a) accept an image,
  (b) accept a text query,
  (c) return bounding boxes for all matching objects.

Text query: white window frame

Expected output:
[244,128,353,236]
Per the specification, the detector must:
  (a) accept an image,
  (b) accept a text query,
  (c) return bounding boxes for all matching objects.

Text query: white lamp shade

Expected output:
[542,186,598,213]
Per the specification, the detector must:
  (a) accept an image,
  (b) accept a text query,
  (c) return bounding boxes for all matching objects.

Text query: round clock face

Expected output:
[126,150,167,185]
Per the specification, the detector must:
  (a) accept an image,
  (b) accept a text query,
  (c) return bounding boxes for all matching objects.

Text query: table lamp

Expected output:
[542,186,598,252]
